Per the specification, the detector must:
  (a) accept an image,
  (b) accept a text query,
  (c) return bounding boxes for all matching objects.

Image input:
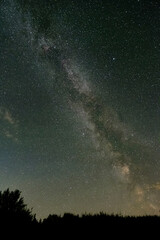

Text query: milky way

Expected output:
[55,44,160,214]
[0,0,160,218]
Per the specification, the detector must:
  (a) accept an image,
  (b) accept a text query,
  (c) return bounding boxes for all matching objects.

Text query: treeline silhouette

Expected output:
[0,189,160,235]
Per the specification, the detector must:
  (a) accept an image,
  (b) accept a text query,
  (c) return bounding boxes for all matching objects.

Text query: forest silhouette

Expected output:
[0,188,159,236]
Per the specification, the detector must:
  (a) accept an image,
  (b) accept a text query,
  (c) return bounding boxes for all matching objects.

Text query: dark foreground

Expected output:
[1,213,160,238]
[0,189,159,237]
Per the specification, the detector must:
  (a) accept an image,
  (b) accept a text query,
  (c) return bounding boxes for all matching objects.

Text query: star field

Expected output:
[0,0,160,219]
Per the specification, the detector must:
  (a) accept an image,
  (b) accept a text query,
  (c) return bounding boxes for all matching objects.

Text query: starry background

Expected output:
[0,0,160,219]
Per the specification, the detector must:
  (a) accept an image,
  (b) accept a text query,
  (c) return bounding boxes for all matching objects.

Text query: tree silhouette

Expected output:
[0,188,36,225]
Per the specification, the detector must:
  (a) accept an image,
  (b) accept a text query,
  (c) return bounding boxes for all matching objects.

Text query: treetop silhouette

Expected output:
[0,188,36,225]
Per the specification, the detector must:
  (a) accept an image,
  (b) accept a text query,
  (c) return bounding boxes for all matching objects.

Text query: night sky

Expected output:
[0,0,160,219]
